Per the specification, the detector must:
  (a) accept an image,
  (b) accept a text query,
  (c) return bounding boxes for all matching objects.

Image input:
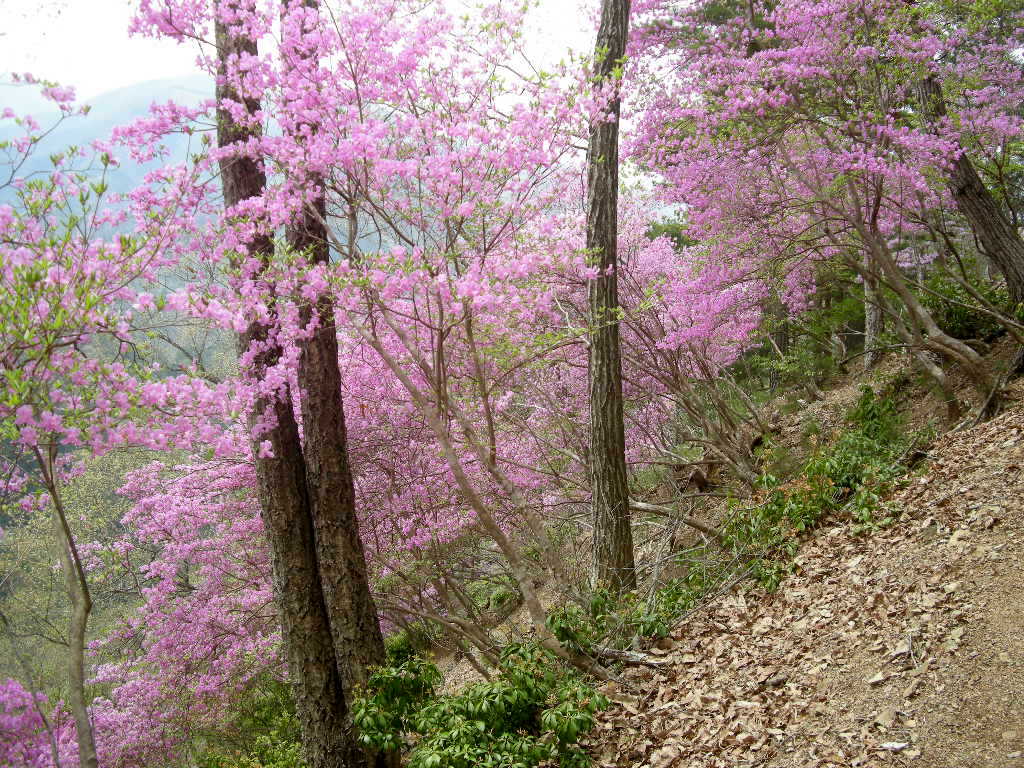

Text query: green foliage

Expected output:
[0,450,154,695]
[354,656,442,754]
[546,565,728,644]
[645,217,697,249]
[354,644,607,768]
[724,386,908,589]
[847,384,900,443]
[919,265,1017,341]
[385,621,435,665]
[195,681,306,768]
[466,576,521,616]
[547,588,661,649]
[747,283,863,392]
[630,558,732,638]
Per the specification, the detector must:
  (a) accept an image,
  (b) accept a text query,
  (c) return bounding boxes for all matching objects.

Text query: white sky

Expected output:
[0,0,593,101]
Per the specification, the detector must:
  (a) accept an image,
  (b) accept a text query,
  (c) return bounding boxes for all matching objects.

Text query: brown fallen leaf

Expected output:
[874,706,900,729]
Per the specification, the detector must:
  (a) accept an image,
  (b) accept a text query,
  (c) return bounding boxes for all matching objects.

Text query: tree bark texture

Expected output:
[587,0,636,594]
[216,8,357,767]
[863,254,883,369]
[917,75,1024,375]
[283,0,387,699]
[917,76,1024,309]
[281,3,391,761]
[287,197,388,693]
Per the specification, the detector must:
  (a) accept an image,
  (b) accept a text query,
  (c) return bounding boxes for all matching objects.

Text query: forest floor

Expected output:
[581,351,1024,767]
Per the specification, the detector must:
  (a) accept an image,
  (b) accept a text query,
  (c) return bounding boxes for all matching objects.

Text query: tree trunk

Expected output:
[587,0,635,595]
[917,76,1024,306]
[37,447,97,768]
[862,233,996,400]
[216,7,355,767]
[288,193,391,764]
[283,0,387,697]
[917,75,1024,373]
[863,254,883,369]
[766,299,789,390]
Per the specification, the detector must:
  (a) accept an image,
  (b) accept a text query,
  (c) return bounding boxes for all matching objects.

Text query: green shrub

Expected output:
[722,387,907,589]
[385,621,436,665]
[195,681,306,768]
[354,644,607,768]
[747,284,863,391]
[847,384,900,442]
[354,656,442,754]
[466,576,521,615]
[919,267,1016,341]
[630,558,730,638]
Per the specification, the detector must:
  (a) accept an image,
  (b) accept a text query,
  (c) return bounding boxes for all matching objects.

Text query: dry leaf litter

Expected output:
[584,388,1024,768]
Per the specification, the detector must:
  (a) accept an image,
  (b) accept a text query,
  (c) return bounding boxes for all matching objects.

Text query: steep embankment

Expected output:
[586,384,1024,767]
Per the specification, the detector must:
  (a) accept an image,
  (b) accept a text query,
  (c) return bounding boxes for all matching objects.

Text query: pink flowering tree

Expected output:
[0,678,74,768]
[17,0,994,763]
[0,77,240,767]
[630,0,1024,413]
[98,0,790,723]
[120,0,714,687]
[78,2,615,764]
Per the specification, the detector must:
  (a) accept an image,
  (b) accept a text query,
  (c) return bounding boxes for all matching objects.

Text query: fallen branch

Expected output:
[593,646,672,668]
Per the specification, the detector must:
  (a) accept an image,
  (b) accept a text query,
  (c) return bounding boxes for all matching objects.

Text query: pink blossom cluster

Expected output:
[628,0,1024,295]
[7,0,978,762]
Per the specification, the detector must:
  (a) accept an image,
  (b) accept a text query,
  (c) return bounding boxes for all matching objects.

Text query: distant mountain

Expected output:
[1,75,213,195]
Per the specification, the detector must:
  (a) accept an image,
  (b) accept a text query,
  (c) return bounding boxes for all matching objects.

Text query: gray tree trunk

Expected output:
[917,76,1024,307]
[283,0,389,700]
[863,254,883,369]
[587,0,635,594]
[288,199,388,690]
[36,447,97,768]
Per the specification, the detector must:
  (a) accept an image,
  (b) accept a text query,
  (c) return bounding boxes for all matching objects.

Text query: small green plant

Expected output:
[750,558,791,592]
[466,576,521,616]
[722,387,909,589]
[849,485,898,535]
[546,604,601,656]
[354,656,442,753]
[630,558,728,638]
[847,384,900,442]
[354,644,607,768]
[385,621,436,665]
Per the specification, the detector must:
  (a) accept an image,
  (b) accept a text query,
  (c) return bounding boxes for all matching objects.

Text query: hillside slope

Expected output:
[585,383,1024,767]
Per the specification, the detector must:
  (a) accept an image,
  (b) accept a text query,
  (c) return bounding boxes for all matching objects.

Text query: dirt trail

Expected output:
[586,384,1024,767]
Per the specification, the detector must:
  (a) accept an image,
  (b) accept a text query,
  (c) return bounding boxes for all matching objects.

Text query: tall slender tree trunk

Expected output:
[279,6,390,765]
[863,254,883,369]
[288,199,388,690]
[766,298,789,391]
[283,0,387,699]
[36,447,97,768]
[587,0,635,594]
[215,7,354,767]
